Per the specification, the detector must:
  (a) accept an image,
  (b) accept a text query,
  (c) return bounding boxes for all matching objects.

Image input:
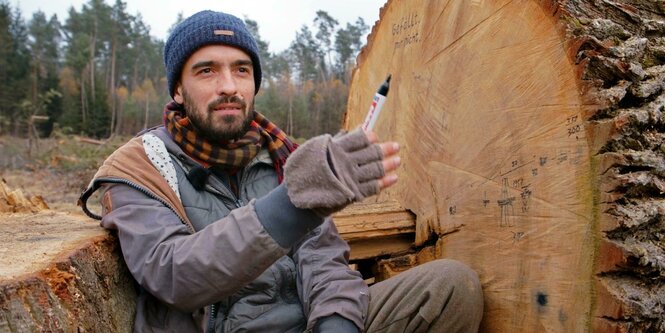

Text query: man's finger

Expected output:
[379,141,399,157]
[378,141,400,190]
[383,156,401,173]
[378,172,398,189]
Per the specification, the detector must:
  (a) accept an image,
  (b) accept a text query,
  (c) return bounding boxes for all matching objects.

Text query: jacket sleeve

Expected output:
[100,183,290,313]
[292,218,370,332]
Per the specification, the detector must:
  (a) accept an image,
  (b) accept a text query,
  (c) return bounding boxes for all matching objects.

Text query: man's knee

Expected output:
[418,259,484,331]
[420,259,483,308]
[365,259,484,332]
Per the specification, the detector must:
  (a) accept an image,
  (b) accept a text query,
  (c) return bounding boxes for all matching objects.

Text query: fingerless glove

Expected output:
[284,128,384,216]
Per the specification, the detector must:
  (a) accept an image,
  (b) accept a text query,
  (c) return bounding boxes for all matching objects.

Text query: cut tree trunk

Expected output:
[0,197,135,333]
[344,0,665,332]
[0,183,134,332]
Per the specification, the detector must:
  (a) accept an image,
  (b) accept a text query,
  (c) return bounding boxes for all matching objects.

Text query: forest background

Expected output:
[0,0,371,209]
[0,0,370,141]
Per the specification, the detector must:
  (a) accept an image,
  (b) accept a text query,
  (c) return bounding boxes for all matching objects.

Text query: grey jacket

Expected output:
[79,127,369,332]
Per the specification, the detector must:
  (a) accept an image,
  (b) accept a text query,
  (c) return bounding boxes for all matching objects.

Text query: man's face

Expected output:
[174,44,256,142]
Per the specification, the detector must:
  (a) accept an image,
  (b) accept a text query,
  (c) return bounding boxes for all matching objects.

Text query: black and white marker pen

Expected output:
[362,74,392,131]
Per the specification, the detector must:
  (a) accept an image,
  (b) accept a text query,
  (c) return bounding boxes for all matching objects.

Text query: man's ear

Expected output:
[174,85,184,104]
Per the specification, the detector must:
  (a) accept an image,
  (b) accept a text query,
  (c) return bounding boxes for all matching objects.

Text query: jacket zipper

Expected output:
[207,303,218,333]
[203,174,244,330]
[205,171,246,209]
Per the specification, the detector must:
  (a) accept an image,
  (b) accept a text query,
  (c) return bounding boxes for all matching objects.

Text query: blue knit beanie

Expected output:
[164,10,262,98]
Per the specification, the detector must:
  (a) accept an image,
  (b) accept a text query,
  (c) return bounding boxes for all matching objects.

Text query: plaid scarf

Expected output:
[163,101,297,183]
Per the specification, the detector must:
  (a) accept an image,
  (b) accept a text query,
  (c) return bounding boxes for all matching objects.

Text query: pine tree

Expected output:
[3,5,31,135]
[0,2,13,134]
[28,11,63,136]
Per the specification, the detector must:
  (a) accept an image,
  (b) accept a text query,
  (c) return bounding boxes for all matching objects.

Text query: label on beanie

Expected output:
[214,30,235,36]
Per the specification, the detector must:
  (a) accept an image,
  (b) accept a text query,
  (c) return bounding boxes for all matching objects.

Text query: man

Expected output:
[79,10,483,333]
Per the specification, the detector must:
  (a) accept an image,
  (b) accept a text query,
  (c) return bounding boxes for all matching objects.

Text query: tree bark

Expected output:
[344,0,665,332]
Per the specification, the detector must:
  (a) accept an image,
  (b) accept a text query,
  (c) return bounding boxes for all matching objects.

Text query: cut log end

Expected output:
[345,0,665,331]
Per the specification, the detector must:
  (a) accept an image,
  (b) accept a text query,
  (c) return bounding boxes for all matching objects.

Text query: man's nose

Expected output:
[215,70,238,96]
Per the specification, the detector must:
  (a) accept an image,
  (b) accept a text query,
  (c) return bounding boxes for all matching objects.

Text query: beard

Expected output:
[182,90,254,142]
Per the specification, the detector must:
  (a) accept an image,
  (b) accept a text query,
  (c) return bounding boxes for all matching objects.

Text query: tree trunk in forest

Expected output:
[115,94,124,136]
[31,60,38,110]
[89,21,97,106]
[343,0,665,332]
[143,96,149,130]
[80,66,87,123]
[286,74,295,136]
[109,41,117,136]
[132,58,139,92]
[288,96,294,135]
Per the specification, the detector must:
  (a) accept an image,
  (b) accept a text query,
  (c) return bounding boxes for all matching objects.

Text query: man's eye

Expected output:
[239,67,250,73]
[199,68,212,74]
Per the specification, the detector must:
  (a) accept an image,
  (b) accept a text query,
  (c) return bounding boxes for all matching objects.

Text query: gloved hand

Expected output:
[284,127,398,217]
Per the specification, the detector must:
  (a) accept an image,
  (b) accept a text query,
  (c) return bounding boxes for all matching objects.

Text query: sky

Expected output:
[15,0,387,53]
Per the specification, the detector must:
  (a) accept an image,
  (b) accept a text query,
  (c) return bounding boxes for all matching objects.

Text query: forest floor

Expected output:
[0,134,129,213]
